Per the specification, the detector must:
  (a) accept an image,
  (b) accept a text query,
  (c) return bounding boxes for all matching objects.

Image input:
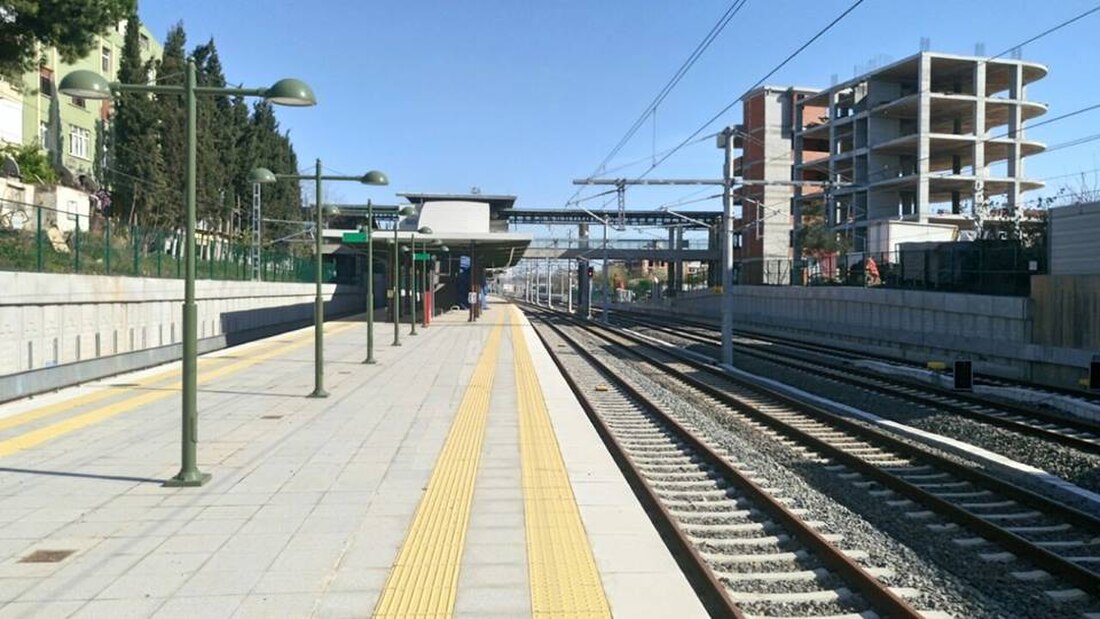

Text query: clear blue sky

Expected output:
[140,0,1100,217]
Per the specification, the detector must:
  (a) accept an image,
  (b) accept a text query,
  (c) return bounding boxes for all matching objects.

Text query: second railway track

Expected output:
[524,304,1100,616]
[608,309,1100,455]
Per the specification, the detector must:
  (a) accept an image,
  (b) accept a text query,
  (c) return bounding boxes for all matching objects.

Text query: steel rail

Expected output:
[611,310,1100,452]
[568,311,1100,595]
[526,305,924,619]
[603,306,1100,406]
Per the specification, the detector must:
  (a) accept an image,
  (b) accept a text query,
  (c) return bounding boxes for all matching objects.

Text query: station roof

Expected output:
[398,192,518,212]
[338,194,531,269]
[501,208,722,228]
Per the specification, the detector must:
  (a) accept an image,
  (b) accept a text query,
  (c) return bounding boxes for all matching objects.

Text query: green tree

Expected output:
[797,202,845,257]
[0,142,58,184]
[154,22,186,224]
[242,101,303,250]
[192,39,236,225]
[108,12,165,225]
[0,0,135,79]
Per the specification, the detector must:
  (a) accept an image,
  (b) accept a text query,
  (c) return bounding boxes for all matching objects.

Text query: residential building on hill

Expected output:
[0,20,162,181]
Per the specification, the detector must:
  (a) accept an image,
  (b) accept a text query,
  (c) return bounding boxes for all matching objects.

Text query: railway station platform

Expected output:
[0,301,704,618]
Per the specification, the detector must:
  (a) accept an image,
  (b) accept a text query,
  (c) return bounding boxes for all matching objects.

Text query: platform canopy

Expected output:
[339,193,531,269]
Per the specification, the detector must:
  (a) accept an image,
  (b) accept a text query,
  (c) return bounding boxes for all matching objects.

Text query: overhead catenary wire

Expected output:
[745,3,1100,192]
[567,0,750,208]
[632,0,868,184]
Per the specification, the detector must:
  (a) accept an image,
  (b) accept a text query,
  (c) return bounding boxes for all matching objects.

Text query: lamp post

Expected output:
[60,63,316,487]
[251,163,387,398]
[364,200,376,364]
[409,226,433,335]
[392,206,417,346]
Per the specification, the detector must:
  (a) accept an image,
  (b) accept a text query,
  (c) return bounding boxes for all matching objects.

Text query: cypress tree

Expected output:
[155,23,187,226]
[108,13,165,226]
[201,43,237,228]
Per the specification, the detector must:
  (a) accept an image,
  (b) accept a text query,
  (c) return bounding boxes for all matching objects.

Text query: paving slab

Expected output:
[0,302,705,618]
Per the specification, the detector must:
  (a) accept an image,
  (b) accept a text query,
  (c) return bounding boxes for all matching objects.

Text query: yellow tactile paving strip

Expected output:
[0,322,356,457]
[372,314,505,619]
[511,306,612,618]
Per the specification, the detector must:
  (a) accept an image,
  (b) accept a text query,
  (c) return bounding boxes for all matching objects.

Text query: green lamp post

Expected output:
[363,200,376,364]
[392,206,417,346]
[252,164,387,397]
[60,63,316,488]
[409,226,432,336]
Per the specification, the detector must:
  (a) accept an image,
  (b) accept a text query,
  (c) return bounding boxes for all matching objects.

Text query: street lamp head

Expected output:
[417,226,433,235]
[360,170,388,186]
[439,245,450,253]
[58,70,112,100]
[397,206,417,217]
[249,167,277,184]
[264,78,317,106]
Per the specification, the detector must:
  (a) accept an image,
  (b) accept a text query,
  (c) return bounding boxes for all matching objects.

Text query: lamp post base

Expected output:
[307,389,329,399]
[164,470,211,488]
[363,357,377,364]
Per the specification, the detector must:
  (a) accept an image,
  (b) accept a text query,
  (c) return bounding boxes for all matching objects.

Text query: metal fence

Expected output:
[795,242,1044,296]
[0,199,313,282]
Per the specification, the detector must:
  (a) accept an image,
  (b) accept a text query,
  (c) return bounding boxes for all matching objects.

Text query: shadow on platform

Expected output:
[0,467,163,485]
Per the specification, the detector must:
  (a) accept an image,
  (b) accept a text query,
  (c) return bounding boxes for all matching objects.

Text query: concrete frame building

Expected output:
[792,52,1048,256]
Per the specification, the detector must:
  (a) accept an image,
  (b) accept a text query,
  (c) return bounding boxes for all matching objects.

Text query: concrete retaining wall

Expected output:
[618,285,1095,388]
[0,272,364,400]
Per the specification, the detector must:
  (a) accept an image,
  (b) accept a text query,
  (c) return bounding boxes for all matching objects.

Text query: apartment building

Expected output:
[0,20,162,178]
[792,51,1047,255]
[730,52,1047,284]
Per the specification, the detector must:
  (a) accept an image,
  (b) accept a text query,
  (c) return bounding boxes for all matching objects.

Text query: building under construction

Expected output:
[735,51,1048,284]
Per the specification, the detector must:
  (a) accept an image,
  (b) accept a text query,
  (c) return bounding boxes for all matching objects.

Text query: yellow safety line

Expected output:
[0,358,230,433]
[0,321,333,433]
[373,315,505,619]
[511,305,611,618]
[0,322,356,457]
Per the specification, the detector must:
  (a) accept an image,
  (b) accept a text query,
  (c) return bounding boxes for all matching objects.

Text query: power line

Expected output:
[748,3,1100,192]
[593,0,749,175]
[989,3,1100,59]
[1039,166,1100,182]
[567,0,750,207]
[635,0,868,182]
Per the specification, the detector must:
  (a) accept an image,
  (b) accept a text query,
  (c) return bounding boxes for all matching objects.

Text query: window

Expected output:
[139,34,149,51]
[71,95,86,109]
[38,67,54,97]
[39,122,49,148]
[68,126,89,159]
[101,46,111,73]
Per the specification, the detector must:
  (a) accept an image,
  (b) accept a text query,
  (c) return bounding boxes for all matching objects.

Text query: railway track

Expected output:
[524,304,1100,612]
[607,309,1100,455]
[528,310,928,618]
[605,306,1100,409]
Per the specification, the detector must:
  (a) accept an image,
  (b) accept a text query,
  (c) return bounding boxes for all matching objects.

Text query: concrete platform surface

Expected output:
[0,301,704,618]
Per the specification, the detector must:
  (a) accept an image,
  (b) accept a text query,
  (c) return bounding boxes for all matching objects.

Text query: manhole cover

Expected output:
[261,415,284,420]
[19,549,75,563]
